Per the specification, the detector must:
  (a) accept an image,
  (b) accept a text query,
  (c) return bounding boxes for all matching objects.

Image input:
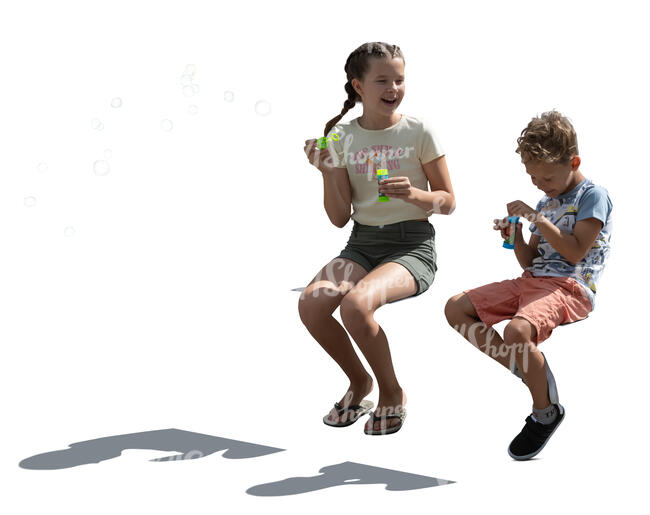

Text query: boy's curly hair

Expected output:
[516,110,579,164]
[323,42,404,137]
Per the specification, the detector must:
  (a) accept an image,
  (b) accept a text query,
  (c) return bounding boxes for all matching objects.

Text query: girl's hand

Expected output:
[304,138,336,174]
[493,217,523,240]
[379,176,417,201]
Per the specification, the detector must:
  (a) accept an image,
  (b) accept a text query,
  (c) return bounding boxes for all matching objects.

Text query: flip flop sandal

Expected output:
[323,399,374,427]
[364,409,407,435]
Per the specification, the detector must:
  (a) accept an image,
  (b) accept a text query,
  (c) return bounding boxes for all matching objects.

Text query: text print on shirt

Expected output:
[332,130,415,177]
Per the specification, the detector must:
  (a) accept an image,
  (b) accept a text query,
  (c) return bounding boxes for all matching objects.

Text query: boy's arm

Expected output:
[535,216,602,264]
[513,230,541,269]
[533,185,611,264]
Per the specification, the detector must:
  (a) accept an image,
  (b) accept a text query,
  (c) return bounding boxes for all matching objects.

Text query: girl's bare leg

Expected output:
[339,262,416,432]
[298,258,374,423]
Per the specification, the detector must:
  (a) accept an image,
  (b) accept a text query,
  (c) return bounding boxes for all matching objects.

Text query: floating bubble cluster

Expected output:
[25,64,277,237]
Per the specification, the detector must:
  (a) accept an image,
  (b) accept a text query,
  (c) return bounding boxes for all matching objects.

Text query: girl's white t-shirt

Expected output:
[326,114,445,226]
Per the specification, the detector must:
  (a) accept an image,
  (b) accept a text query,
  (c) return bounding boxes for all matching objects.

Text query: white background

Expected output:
[1,0,647,513]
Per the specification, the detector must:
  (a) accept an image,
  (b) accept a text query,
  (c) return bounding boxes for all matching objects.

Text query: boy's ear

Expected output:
[571,156,581,170]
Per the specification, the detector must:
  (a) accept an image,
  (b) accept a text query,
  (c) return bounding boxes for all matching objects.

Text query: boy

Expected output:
[444,110,613,460]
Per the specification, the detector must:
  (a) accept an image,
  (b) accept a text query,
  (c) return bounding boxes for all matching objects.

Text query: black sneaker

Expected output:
[508,403,565,460]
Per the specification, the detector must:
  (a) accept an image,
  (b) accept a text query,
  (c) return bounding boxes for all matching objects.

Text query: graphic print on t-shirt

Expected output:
[527,178,613,311]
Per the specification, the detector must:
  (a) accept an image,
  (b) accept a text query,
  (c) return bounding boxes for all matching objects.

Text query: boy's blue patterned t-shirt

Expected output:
[527,177,613,311]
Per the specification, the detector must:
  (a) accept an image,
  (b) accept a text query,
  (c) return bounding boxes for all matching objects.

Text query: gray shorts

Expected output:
[336,220,438,302]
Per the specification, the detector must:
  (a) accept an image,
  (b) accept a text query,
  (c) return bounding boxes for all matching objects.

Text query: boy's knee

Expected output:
[444,294,464,325]
[504,317,536,344]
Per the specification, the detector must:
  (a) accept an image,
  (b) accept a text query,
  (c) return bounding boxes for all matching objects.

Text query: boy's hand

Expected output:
[304,138,336,173]
[379,176,417,201]
[494,217,523,240]
[507,200,538,222]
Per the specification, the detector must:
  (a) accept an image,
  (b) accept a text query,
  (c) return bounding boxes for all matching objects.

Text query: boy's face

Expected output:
[524,157,580,198]
[352,57,405,113]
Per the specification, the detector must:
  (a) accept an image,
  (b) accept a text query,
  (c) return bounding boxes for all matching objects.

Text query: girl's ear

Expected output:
[351,78,362,98]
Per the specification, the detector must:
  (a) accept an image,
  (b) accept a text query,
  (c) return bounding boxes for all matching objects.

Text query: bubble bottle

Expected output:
[377,168,389,202]
[502,215,520,249]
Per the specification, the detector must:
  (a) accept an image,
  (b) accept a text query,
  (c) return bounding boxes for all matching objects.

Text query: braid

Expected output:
[323,81,358,137]
[323,42,405,138]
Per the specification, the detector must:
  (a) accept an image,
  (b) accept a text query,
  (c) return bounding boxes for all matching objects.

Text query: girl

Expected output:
[299,42,455,435]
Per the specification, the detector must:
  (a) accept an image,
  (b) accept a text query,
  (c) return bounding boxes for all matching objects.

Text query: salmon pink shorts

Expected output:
[463,270,592,344]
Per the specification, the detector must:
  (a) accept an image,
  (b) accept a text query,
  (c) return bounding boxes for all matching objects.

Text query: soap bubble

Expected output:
[184,64,196,76]
[224,91,234,102]
[192,84,199,94]
[182,85,195,97]
[160,119,173,131]
[188,105,198,115]
[110,97,122,108]
[254,100,271,116]
[37,162,48,173]
[64,226,76,237]
[91,118,104,130]
[93,160,110,176]
[24,196,37,207]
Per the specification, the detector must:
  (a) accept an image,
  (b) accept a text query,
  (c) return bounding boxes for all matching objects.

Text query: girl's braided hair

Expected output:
[323,42,405,137]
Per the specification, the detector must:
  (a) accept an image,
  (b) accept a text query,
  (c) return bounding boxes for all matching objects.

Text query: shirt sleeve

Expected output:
[576,186,613,226]
[529,199,544,235]
[325,127,346,169]
[418,117,445,164]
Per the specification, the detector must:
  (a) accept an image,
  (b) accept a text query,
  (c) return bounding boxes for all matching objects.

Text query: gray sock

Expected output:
[531,404,558,425]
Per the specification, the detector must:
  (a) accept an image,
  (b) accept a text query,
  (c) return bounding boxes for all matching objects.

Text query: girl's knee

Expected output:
[298,289,341,325]
[339,294,374,331]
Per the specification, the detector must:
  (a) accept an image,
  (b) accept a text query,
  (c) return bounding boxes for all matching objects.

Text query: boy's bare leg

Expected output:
[503,317,551,409]
[446,294,552,408]
[445,293,517,371]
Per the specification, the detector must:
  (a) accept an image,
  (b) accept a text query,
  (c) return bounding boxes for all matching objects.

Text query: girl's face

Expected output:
[352,57,405,114]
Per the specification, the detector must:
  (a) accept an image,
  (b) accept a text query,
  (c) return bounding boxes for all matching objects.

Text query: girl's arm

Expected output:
[419,155,456,215]
[322,167,351,228]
